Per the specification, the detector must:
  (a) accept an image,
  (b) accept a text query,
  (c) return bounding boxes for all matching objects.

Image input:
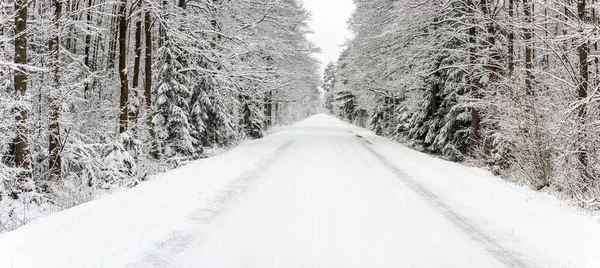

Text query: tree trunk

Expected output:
[158,0,167,47]
[524,0,534,96]
[13,0,31,178]
[144,10,158,158]
[211,0,220,46]
[83,0,94,98]
[508,0,515,76]
[108,4,119,70]
[64,0,73,53]
[118,0,129,134]
[131,0,143,138]
[577,0,590,180]
[431,81,439,116]
[594,0,599,89]
[274,102,279,125]
[482,0,497,81]
[48,0,63,181]
[242,95,251,134]
[264,91,273,128]
[469,22,479,152]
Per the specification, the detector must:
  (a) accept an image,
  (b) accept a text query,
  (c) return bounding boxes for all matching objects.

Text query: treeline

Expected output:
[0,0,320,229]
[326,0,600,207]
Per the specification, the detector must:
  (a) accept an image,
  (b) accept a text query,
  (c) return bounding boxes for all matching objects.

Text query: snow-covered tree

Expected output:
[341,0,600,205]
[0,0,321,231]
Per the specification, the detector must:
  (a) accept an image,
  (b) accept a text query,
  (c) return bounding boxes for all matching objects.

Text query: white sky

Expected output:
[301,0,355,72]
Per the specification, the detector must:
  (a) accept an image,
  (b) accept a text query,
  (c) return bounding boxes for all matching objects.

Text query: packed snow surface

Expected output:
[1,114,599,268]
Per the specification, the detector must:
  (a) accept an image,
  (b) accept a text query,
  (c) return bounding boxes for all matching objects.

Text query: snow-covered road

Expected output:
[1,115,600,268]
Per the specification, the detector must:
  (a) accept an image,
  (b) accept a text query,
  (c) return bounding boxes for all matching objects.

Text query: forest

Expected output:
[0,0,320,231]
[325,0,600,209]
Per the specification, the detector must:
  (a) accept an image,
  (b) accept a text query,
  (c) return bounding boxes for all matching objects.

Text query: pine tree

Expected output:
[323,62,337,93]
[154,37,197,159]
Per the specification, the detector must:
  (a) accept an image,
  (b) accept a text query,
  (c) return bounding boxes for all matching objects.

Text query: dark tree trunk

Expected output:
[64,1,72,53]
[130,0,143,138]
[508,0,514,76]
[84,0,94,98]
[274,102,279,125]
[594,0,599,89]
[158,0,167,47]
[264,91,273,128]
[524,0,534,96]
[144,10,158,158]
[242,95,251,135]
[118,0,129,134]
[430,81,439,116]
[13,0,31,178]
[48,0,63,181]
[577,0,590,180]
[108,4,119,70]
[482,0,498,80]
[468,23,479,152]
[210,0,220,46]
[91,23,101,76]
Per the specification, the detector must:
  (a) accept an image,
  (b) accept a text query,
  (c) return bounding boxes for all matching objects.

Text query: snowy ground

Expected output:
[1,114,599,268]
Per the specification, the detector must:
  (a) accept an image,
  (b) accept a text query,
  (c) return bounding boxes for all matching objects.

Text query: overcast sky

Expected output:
[301,0,355,72]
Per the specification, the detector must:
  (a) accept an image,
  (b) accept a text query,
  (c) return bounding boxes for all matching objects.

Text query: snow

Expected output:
[1,114,599,268]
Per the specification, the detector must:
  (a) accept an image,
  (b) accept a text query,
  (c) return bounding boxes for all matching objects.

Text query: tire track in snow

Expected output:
[355,134,539,268]
[131,140,294,268]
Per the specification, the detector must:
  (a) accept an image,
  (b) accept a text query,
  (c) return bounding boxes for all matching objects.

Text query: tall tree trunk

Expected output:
[469,22,479,152]
[144,10,158,158]
[83,0,94,98]
[48,0,63,181]
[264,91,273,128]
[64,0,72,53]
[118,0,129,134]
[264,56,274,128]
[524,0,534,96]
[108,4,119,70]
[241,95,251,135]
[595,0,599,89]
[131,0,143,138]
[13,0,31,179]
[158,0,167,47]
[211,0,220,45]
[481,0,499,156]
[274,102,279,125]
[482,0,497,80]
[577,0,590,180]
[205,0,220,145]
[431,80,439,116]
[508,0,515,76]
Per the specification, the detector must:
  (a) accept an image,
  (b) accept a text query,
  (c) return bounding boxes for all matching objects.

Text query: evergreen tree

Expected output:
[154,38,197,159]
[323,62,337,113]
